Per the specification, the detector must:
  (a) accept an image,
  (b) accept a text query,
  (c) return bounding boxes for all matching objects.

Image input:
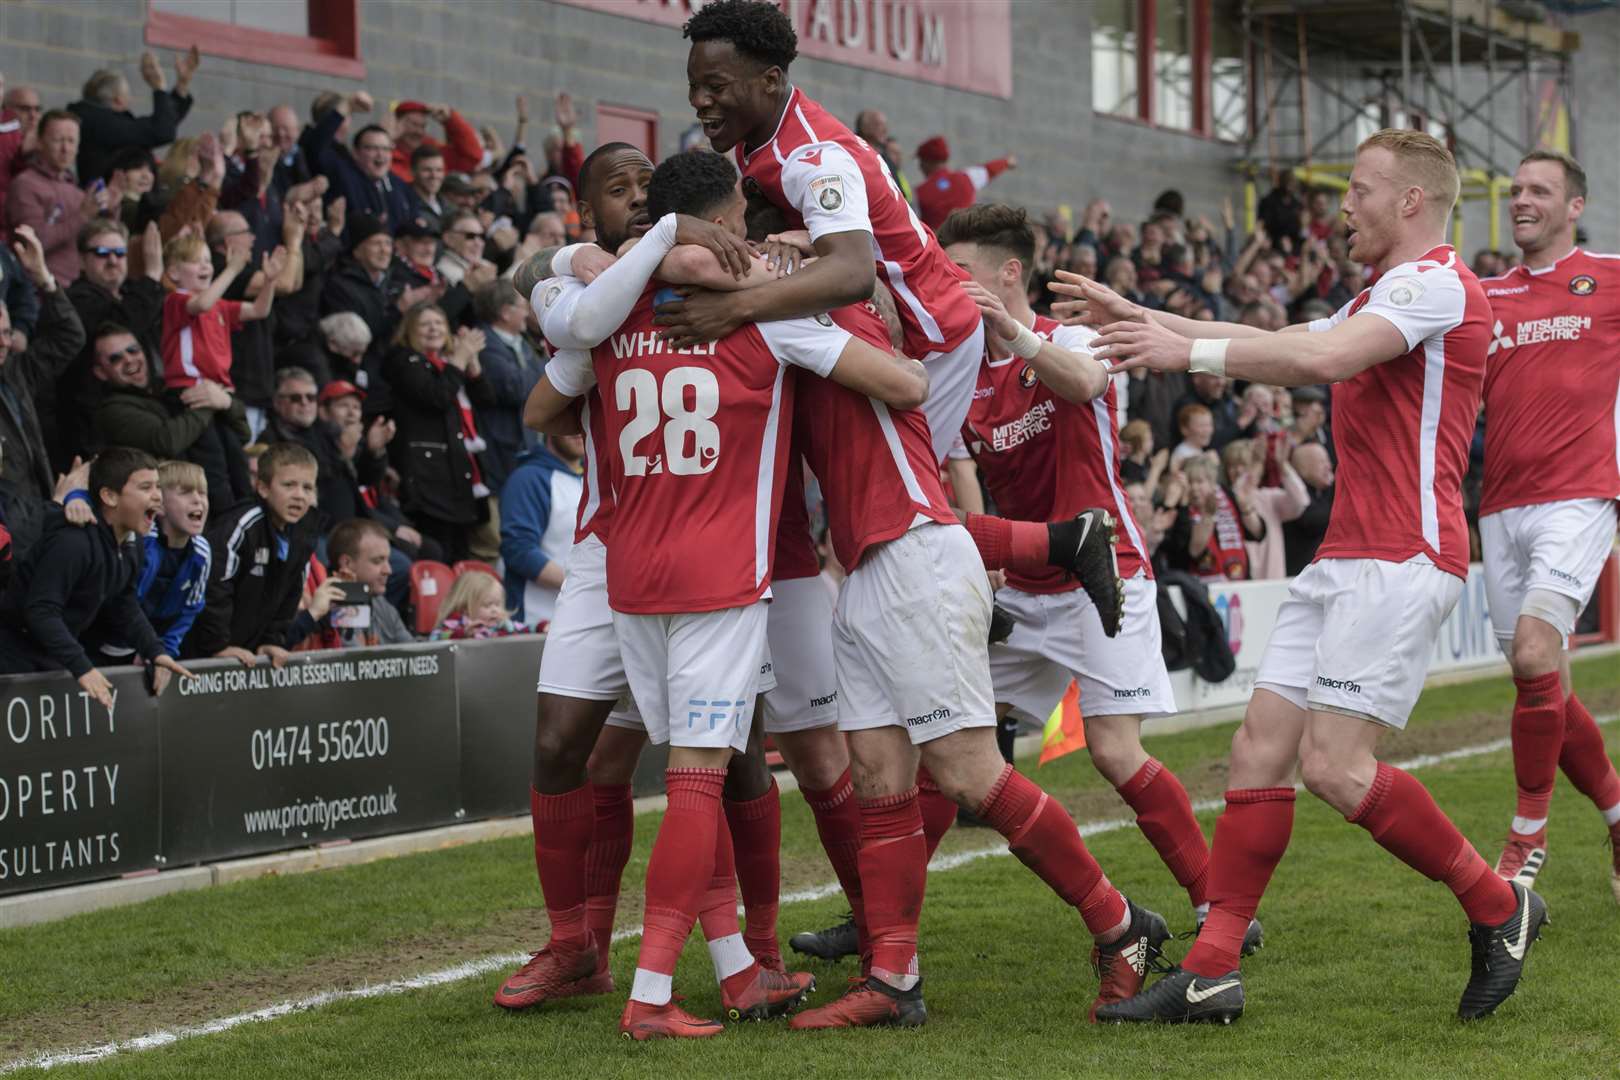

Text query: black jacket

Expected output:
[0,287,85,503]
[1155,570,1237,685]
[0,244,41,335]
[264,414,385,532]
[384,345,493,525]
[321,257,402,376]
[185,499,318,658]
[474,325,544,494]
[0,505,164,676]
[69,90,193,184]
[66,275,165,358]
[275,227,344,353]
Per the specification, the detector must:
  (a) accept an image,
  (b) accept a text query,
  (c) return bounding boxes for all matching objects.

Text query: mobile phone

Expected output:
[329,581,372,630]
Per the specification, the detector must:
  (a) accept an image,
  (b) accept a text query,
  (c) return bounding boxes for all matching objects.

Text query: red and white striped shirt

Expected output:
[1305,245,1488,578]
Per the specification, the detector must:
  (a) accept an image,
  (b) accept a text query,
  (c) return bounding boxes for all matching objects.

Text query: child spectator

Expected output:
[1169,402,1215,467]
[429,571,530,640]
[185,441,318,665]
[93,459,212,664]
[0,447,192,705]
[160,230,286,392]
[290,518,413,648]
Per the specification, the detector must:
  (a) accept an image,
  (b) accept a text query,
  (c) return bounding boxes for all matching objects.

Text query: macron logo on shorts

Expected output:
[1315,675,1363,695]
[810,691,838,708]
[904,707,953,727]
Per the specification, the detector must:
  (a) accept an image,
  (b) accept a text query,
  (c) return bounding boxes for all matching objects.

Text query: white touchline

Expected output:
[3,717,1609,1074]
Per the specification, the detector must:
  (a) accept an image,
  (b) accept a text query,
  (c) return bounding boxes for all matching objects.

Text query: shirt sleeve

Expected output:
[1353,268,1466,351]
[535,214,678,350]
[221,298,246,332]
[544,347,596,398]
[779,142,873,243]
[755,316,854,378]
[1048,322,1102,355]
[1306,295,1355,334]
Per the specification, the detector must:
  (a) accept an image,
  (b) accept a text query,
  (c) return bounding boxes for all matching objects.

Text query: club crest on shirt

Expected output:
[815,313,834,327]
[809,174,844,212]
[1386,278,1425,307]
[1569,274,1597,296]
[1019,365,1039,388]
[540,282,564,312]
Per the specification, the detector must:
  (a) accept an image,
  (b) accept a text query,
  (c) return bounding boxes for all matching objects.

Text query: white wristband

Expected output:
[1008,323,1043,360]
[551,243,589,278]
[1189,337,1230,377]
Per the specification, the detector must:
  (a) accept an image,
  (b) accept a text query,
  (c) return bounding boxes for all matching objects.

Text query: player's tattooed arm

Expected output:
[513,245,564,300]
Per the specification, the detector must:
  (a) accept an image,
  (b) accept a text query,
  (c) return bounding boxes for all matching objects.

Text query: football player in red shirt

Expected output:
[938,204,1261,968]
[658,0,1125,635]
[1071,130,1545,1023]
[1478,150,1620,900]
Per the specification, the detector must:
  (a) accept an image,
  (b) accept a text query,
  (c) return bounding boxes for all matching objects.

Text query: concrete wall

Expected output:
[0,0,1613,245]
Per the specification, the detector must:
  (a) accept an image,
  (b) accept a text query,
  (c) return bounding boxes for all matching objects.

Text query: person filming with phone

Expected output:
[289,518,413,649]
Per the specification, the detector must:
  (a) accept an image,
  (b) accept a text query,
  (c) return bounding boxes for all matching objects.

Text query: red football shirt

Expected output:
[1304,245,1488,578]
[959,315,1149,592]
[1478,247,1620,516]
[792,301,957,572]
[736,86,980,362]
[161,291,243,390]
[589,287,851,613]
[773,456,822,582]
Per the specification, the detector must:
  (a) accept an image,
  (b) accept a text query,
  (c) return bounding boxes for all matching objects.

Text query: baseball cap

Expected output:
[916,135,949,162]
[396,216,441,239]
[347,214,391,249]
[394,100,430,116]
[319,379,366,404]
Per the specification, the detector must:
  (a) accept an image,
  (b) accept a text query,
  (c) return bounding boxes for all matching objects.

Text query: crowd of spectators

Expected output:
[0,45,1509,695]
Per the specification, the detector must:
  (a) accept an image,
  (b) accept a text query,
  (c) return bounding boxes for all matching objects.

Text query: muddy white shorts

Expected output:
[991,573,1176,725]
[613,601,770,751]
[762,574,839,735]
[1481,498,1616,645]
[833,521,996,745]
[1254,555,1462,730]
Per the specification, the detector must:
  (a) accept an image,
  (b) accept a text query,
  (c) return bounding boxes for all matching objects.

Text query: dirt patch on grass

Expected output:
[6,682,1616,1064]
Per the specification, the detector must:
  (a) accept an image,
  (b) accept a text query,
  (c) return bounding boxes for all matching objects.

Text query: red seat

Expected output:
[453,559,498,582]
[409,560,456,635]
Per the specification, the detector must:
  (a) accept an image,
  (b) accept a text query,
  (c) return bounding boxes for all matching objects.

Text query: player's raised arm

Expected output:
[964,280,1110,406]
[757,316,928,410]
[1050,270,1286,341]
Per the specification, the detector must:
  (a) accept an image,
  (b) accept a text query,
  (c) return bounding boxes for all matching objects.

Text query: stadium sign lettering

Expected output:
[551,0,1012,98]
[5,688,115,745]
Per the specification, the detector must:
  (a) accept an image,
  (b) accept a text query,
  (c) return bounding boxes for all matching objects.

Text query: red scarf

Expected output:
[422,350,489,497]
[1191,487,1250,582]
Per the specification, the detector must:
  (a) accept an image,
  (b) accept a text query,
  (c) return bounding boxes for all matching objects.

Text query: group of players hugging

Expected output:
[491,0,1620,1040]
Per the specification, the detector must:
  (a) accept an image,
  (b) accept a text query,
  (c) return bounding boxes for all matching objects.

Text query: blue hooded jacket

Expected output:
[499,442,582,621]
[135,520,212,657]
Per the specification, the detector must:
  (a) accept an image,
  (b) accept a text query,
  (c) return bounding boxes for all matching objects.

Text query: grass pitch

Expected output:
[3,656,1618,1079]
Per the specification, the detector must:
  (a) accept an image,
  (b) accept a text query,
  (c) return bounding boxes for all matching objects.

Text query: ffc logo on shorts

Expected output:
[1019,365,1039,388]
[1570,274,1597,296]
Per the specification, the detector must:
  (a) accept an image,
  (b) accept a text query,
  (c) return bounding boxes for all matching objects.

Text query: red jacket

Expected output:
[6,157,90,284]
[390,110,484,182]
[916,158,1013,230]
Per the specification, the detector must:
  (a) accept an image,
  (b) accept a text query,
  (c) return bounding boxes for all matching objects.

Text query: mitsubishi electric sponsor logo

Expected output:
[1488,315,1592,356]
[990,400,1055,451]
[905,707,953,727]
[1315,675,1363,695]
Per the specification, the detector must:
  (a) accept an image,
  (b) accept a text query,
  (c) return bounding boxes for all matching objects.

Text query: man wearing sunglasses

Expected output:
[68,218,164,364]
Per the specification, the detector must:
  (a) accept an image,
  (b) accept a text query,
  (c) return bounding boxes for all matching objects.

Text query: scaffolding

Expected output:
[1238,0,1582,248]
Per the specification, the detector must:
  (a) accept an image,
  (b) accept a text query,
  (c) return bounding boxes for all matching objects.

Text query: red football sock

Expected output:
[1349,762,1518,926]
[1559,693,1620,819]
[724,780,782,960]
[584,782,633,972]
[1118,758,1211,908]
[964,512,1048,573]
[858,788,927,982]
[1183,787,1294,978]
[979,764,1126,936]
[915,764,958,860]
[531,785,594,944]
[698,803,741,941]
[637,768,725,977]
[801,768,869,952]
[1511,671,1565,826]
